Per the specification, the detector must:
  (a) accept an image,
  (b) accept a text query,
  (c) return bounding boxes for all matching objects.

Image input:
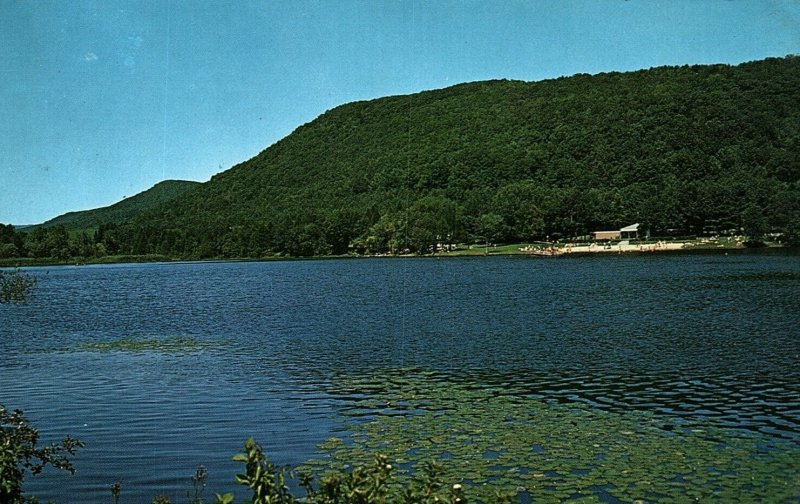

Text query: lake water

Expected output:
[1,252,799,502]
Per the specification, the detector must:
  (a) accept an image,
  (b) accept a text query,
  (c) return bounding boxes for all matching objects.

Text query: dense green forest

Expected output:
[6,57,800,259]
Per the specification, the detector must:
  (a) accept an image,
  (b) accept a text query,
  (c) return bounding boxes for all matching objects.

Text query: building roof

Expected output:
[620,223,640,232]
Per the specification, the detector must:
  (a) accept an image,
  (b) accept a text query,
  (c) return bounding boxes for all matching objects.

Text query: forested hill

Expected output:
[37,180,201,231]
[108,56,799,257]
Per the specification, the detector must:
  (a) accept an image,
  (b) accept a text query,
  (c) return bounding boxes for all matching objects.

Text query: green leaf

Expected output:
[214,492,234,504]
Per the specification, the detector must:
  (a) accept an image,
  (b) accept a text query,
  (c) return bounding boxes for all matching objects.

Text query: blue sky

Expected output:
[2,0,799,225]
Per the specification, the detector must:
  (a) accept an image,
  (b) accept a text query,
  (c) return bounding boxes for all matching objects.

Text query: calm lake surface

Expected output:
[1,253,799,501]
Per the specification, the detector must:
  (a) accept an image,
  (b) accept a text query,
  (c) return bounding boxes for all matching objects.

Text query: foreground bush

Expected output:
[0,404,83,504]
[212,437,499,504]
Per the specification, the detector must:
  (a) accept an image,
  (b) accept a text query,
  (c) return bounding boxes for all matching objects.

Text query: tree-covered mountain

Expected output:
[36,180,201,232]
[0,180,199,259]
[30,57,800,257]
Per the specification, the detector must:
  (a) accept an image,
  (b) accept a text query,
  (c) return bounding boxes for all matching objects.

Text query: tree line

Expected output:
[6,56,800,259]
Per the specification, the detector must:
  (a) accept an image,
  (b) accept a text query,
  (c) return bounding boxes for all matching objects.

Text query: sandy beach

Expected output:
[565,240,688,254]
[521,240,690,256]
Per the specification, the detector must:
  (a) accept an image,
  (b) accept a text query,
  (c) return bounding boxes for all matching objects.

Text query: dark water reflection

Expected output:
[1,252,798,501]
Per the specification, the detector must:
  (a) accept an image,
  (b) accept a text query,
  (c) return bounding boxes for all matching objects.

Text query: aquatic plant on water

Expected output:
[300,370,800,503]
[4,370,799,503]
[76,335,213,354]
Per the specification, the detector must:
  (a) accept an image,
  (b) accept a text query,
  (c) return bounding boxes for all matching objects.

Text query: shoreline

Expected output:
[0,240,794,269]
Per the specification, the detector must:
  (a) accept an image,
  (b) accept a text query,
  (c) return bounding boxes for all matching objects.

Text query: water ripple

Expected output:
[1,253,798,501]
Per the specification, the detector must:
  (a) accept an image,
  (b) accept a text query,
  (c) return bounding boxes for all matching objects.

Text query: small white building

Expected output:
[620,223,640,240]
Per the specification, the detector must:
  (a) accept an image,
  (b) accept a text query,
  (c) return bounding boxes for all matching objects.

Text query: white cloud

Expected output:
[83,52,98,62]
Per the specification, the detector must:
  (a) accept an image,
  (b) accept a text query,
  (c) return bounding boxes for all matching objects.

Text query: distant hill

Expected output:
[38,180,201,231]
[96,56,800,257]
